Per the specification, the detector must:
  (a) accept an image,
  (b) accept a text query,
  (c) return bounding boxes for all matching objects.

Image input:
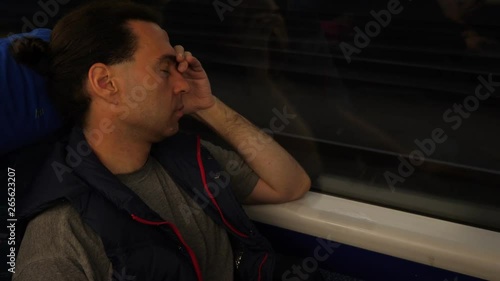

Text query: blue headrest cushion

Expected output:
[0,29,62,155]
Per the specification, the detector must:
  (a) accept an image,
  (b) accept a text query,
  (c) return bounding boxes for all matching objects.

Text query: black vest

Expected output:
[17,127,275,281]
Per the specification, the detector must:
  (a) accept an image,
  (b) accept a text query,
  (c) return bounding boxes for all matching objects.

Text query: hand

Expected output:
[174,45,216,114]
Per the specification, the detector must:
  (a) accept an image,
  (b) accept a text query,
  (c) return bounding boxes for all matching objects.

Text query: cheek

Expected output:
[150,91,174,120]
[156,83,176,106]
[128,86,150,106]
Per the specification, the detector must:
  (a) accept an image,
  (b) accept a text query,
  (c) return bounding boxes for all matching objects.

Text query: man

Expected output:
[12,1,310,280]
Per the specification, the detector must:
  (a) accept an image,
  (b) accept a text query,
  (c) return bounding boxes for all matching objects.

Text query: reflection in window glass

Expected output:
[162,0,500,231]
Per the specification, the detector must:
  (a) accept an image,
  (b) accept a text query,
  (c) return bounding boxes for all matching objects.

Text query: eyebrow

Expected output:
[156,54,177,66]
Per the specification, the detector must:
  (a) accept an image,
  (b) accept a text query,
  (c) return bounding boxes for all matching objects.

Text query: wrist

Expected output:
[191,96,222,124]
[191,97,243,137]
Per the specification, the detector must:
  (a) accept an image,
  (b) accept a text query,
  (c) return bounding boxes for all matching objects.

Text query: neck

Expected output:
[83,123,151,175]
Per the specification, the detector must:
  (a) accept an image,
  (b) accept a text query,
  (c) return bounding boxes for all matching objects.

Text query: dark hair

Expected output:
[10,1,162,127]
[10,37,50,74]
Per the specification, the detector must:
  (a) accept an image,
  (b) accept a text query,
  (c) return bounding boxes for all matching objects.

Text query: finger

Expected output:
[177,60,189,73]
[184,51,203,71]
[174,45,185,61]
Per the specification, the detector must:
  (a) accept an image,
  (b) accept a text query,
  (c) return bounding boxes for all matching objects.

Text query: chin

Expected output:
[163,123,180,137]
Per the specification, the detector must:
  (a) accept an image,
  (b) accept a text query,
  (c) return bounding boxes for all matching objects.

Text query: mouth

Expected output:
[175,105,184,117]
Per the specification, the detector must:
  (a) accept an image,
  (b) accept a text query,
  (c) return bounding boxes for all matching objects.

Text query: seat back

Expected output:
[0,29,62,155]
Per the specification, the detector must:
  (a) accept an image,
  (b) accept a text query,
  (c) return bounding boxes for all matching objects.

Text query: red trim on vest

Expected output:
[131,214,203,281]
[195,135,249,238]
[258,253,269,281]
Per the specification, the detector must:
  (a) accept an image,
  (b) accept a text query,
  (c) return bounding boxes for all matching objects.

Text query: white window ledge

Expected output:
[244,192,500,281]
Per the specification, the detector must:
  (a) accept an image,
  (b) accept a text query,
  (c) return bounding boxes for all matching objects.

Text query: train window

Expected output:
[1,0,499,232]
[161,0,500,232]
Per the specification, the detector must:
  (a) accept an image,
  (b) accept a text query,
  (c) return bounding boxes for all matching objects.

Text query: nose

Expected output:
[172,70,190,95]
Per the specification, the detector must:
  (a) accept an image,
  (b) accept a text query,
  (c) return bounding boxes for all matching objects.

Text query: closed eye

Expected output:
[156,54,178,76]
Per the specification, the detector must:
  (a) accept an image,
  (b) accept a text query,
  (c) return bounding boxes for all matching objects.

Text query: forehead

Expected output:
[128,20,174,61]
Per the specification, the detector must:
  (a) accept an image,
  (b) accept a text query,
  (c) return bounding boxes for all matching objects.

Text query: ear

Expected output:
[87,63,119,104]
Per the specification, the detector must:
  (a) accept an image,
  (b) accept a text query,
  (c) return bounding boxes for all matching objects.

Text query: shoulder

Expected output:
[23,202,100,244]
[15,202,112,280]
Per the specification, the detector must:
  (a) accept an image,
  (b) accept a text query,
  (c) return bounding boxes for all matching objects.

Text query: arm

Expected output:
[13,258,89,281]
[195,98,310,204]
[13,203,112,281]
[175,46,310,204]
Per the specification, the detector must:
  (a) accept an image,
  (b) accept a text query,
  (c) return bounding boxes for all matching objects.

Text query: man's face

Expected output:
[112,20,189,142]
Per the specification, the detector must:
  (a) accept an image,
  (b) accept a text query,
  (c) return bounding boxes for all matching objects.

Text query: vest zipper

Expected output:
[131,214,203,281]
[258,253,269,281]
[195,136,248,239]
[196,136,269,281]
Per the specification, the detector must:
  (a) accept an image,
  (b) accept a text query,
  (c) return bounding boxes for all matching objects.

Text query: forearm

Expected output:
[193,97,310,200]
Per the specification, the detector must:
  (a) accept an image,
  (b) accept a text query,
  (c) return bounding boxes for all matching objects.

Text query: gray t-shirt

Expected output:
[12,140,259,281]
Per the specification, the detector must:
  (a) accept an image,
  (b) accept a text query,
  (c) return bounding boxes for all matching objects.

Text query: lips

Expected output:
[175,105,184,118]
